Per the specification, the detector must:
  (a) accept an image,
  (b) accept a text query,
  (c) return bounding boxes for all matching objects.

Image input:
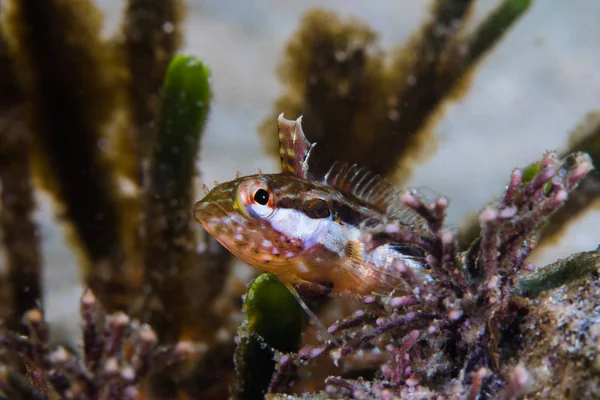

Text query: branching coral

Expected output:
[458,110,600,251]
[0,289,199,399]
[536,111,600,247]
[260,151,593,398]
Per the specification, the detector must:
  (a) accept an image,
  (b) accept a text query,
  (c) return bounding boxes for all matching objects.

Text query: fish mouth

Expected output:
[193,198,256,250]
[193,198,288,268]
[193,199,238,235]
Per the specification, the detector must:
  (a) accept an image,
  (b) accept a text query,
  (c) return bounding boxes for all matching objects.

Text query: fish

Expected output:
[193,114,430,335]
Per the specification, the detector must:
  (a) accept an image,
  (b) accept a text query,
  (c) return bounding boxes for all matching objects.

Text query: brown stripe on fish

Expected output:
[274,193,375,228]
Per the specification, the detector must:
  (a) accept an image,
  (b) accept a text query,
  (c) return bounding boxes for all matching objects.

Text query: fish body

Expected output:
[193,114,429,298]
[194,173,428,296]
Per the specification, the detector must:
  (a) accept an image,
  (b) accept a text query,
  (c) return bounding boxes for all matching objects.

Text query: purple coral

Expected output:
[0,289,199,399]
[271,151,593,399]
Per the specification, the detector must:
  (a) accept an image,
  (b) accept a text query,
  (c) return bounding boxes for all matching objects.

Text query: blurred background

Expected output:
[17,0,600,344]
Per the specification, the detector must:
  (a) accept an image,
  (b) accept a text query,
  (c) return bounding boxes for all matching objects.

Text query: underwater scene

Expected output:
[0,1,598,399]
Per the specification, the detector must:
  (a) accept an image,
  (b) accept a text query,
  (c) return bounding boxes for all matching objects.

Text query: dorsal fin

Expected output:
[323,161,423,225]
[277,113,316,179]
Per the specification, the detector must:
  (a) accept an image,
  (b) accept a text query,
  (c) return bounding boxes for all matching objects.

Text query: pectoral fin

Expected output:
[283,281,338,345]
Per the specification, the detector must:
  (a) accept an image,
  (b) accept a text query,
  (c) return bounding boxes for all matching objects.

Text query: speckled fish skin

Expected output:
[194,173,427,296]
[193,114,429,297]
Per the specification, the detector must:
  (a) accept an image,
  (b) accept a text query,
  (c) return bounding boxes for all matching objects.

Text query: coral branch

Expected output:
[281,149,593,398]
[324,376,356,395]
[337,312,435,359]
[365,190,470,295]
[503,169,523,206]
[478,207,507,296]
[327,310,377,335]
[467,151,594,303]
[80,289,105,374]
[0,289,199,399]
[460,111,600,250]
[537,111,600,247]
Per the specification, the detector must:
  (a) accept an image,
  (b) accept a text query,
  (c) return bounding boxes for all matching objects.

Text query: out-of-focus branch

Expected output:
[260,1,532,183]
[0,108,41,333]
[466,0,533,63]
[143,55,223,343]
[2,0,132,312]
[120,0,185,185]
[0,22,41,333]
[372,0,477,180]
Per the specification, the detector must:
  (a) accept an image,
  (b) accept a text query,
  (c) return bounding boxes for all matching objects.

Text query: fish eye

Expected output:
[236,178,276,219]
[253,188,269,205]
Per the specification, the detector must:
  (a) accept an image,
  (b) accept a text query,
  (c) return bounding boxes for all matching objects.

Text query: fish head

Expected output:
[193,174,334,273]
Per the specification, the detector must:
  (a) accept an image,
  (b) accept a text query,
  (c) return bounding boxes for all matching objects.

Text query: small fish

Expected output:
[193,114,430,332]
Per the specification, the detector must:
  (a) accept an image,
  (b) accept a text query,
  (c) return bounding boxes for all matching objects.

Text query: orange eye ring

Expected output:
[236,178,276,219]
